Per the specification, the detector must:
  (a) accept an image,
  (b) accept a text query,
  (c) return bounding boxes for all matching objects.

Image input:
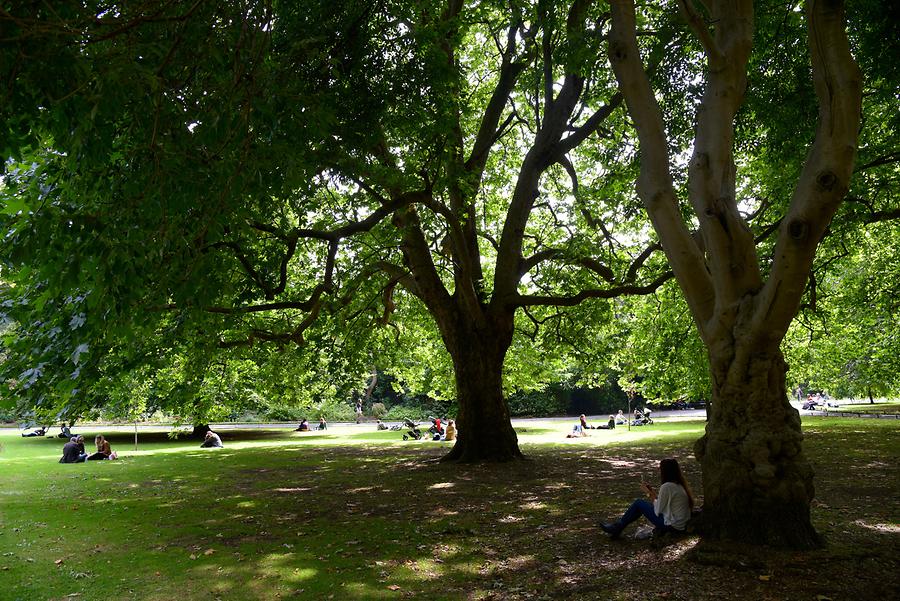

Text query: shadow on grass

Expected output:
[2,419,897,600]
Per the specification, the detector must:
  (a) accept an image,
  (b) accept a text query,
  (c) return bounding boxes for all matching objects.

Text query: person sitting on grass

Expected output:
[21,426,47,437]
[59,436,87,463]
[444,419,457,442]
[614,410,628,425]
[57,423,74,439]
[595,415,616,430]
[599,458,694,539]
[566,422,588,438]
[295,419,310,432]
[87,434,116,460]
[376,420,388,431]
[200,430,223,448]
[316,417,327,430]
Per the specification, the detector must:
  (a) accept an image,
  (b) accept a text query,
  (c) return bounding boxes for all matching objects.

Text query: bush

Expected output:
[370,402,387,418]
[313,399,356,422]
[383,405,431,422]
[263,404,309,422]
[507,386,569,417]
[0,407,18,423]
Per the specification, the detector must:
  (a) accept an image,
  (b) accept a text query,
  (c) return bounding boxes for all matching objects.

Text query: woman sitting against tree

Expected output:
[599,458,693,539]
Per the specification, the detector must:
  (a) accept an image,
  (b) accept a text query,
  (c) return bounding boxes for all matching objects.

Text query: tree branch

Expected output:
[515,271,673,307]
[608,0,714,332]
[757,0,862,334]
[675,0,724,66]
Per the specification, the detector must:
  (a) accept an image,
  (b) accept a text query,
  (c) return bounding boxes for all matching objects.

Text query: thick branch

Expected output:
[758,0,862,336]
[675,0,723,65]
[555,92,623,157]
[464,22,527,179]
[608,0,714,333]
[515,271,673,307]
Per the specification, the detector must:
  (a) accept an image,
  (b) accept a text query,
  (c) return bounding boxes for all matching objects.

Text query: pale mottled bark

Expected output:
[609,0,861,547]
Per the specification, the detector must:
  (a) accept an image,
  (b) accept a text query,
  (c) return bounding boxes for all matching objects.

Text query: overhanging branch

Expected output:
[514,271,674,307]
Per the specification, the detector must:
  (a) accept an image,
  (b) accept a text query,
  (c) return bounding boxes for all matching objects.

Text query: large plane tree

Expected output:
[1,1,670,461]
[608,0,861,546]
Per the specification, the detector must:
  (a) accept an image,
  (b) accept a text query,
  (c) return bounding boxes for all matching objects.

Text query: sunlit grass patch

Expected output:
[0,417,897,600]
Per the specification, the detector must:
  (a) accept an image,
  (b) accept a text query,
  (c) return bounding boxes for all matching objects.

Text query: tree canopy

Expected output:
[0,0,896,546]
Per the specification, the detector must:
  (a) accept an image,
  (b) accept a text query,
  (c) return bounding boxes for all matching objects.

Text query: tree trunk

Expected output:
[440,318,522,463]
[694,344,823,548]
[191,424,213,439]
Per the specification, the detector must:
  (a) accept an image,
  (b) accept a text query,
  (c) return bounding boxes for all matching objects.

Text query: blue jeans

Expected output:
[619,498,666,529]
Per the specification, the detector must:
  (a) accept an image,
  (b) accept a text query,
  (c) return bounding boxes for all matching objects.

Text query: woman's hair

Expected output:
[95,434,104,448]
[659,458,695,509]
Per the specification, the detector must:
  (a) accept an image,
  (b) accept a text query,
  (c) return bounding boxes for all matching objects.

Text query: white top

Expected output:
[653,482,691,530]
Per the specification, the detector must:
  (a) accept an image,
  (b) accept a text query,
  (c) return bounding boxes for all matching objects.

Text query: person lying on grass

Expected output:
[200,431,223,448]
[21,426,47,437]
[599,458,693,539]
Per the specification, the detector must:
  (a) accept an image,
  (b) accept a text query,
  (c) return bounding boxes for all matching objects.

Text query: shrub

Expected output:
[506,387,569,417]
[370,402,387,418]
[383,405,430,422]
[313,399,356,422]
[0,407,18,423]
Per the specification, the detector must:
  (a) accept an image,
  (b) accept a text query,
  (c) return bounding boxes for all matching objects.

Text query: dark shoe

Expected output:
[600,521,624,539]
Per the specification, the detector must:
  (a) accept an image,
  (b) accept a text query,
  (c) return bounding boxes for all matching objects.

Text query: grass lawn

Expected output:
[1,417,897,600]
[823,401,900,413]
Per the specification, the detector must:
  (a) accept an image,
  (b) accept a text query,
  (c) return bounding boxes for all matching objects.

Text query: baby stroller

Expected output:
[402,419,423,440]
[427,417,445,439]
[632,409,653,426]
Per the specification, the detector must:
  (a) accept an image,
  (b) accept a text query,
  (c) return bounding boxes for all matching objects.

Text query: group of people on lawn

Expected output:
[568,408,653,438]
[43,417,689,543]
[50,422,223,463]
[59,433,118,463]
[293,417,328,432]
